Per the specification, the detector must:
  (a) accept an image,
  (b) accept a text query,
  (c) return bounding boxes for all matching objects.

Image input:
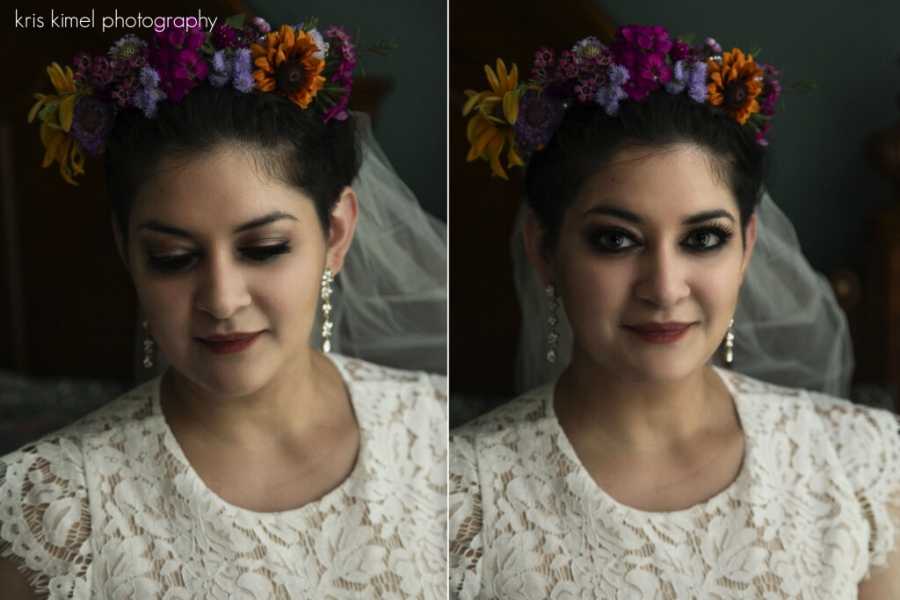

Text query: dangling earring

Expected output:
[142,320,154,369]
[546,284,559,363]
[320,268,334,353]
[724,318,735,365]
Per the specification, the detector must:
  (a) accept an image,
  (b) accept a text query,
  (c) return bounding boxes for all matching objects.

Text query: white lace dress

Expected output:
[0,355,447,599]
[449,368,900,599]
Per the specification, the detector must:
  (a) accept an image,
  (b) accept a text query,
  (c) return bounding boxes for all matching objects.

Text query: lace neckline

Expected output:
[149,353,366,519]
[544,366,753,518]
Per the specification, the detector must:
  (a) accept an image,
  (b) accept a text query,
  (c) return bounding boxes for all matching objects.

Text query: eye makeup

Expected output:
[143,241,294,273]
[584,221,735,256]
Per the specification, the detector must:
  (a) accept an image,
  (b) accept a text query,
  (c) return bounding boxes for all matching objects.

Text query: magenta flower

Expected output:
[150,25,210,101]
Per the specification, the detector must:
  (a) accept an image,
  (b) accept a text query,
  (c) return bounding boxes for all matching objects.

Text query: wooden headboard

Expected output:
[449,0,616,396]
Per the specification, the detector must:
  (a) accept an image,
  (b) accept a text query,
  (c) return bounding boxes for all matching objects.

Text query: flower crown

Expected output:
[463,24,802,180]
[29,14,392,185]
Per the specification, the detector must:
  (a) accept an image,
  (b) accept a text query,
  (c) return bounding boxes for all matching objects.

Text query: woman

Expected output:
[451,26,900,598]
[1,17,446,599]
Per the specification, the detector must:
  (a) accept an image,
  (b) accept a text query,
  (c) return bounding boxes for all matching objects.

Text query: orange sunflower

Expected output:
[706,48,764,125]
[462,59,523,179]
[251,25,326,109]
[27,63,86,186]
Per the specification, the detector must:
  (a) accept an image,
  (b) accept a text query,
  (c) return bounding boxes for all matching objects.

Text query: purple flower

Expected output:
[572,37,606,61]
[574,75,602,103]
[232,49,254,93]
[150,26,210,101]
[69,96,115,155]
[666,61,687,94]
[111,78,140,107]
[212,24,240,49]
[596,82,628,116]
[533,46,555,80]
[208,50,232,87]
[705,37,722,54]
[139,66,161,89]
[511,89,565,150]
[253,16,271,33]
[554,51,578,80]
[307,29,327,59]
[607,65,629,88]
[685,61,708,103]
[133,66,167,118]
[323,95,350,123]
[671,40,691,61]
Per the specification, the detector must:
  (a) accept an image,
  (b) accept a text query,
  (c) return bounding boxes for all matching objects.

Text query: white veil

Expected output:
[311,113,447,374]
[139,112,447,380]
[512,190,853,397]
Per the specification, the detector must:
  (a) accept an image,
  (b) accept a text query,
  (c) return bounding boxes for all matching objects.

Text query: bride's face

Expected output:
[119,147,354,397]
[549,144,756,384]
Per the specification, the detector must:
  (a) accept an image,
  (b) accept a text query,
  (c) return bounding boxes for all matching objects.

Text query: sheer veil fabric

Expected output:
[512,190,853,396]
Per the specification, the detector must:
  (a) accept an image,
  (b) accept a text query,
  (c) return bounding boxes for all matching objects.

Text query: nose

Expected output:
[194,251,252,320]
[633,245,691,308]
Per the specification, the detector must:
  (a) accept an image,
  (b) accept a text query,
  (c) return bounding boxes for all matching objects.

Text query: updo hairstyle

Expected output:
[525,91,765,250]
[104,85,361,245]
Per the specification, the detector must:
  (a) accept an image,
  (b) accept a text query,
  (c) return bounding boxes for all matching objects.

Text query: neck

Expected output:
[555,348,730,450]
[162,349,345,448]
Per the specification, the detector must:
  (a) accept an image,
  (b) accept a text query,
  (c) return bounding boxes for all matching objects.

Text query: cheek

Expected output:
[555,249,633,319]
[689,254,746,315]
[250,259,321,318]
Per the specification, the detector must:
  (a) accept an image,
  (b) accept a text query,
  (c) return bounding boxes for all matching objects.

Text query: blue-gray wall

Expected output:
[603,0,900,274]
[249,0,446,221]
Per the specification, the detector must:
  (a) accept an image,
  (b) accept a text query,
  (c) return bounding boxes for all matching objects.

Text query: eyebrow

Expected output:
[582,206,736,225]
[138,210,298,238]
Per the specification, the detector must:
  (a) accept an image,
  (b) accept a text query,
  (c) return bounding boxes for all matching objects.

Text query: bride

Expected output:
[451,25,900,598]
[3,16,446,599]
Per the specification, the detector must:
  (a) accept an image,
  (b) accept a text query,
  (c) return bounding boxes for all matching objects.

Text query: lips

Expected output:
[624,322,694,344]
[196,332,262,354]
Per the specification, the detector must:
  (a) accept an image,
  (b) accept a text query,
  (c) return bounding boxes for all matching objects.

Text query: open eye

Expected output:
[682,226,733,252]
[589,228,640,254]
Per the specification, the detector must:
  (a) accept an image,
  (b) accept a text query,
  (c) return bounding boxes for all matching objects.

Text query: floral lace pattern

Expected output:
[449,368,900,599]
[0,355,447,599]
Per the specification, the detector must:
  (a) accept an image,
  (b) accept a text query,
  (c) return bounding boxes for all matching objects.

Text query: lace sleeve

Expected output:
[0,437,92,598]
[449,434,484,599]
[812,394,900,577]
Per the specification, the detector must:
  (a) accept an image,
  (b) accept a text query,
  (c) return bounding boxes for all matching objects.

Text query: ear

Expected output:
[740,213,757,277]
[522,208,556,286]
[111,213,130,272]
[325,186,359,274]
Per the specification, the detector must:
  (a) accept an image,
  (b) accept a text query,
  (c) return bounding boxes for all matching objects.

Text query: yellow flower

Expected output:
[462,59,523,179]
[27,63,86,186]
[706,48,764,125]
[251,25,326,109]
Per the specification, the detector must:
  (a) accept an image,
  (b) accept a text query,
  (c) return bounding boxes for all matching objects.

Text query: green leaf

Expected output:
[224,13,246,28]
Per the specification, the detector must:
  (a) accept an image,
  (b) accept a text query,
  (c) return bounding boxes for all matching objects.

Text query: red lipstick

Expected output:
[197,332,262,354]
[625,322,693,344]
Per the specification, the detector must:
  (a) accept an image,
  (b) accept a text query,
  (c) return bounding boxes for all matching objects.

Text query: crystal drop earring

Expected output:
[142,320,154,369]
[320,269,335,353]
[724,318,735,365]
[546,284,559,363]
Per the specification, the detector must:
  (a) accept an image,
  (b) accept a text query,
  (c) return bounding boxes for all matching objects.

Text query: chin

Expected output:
[606,348,710,386]
[173,357,282,398]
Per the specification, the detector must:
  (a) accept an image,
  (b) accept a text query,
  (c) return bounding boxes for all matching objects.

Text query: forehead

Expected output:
[129,147,314,230]
[571,144,739,221]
